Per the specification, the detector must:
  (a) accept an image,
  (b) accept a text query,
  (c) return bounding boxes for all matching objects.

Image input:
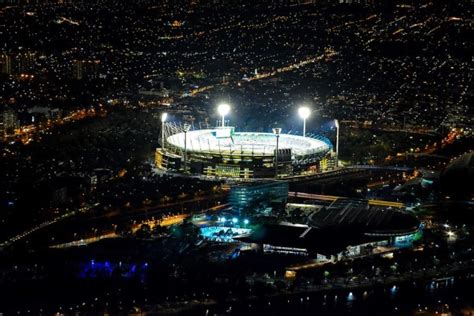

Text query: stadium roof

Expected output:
[441,151,474,198]
[237,202,420,255]
[236,224,386,255]
[308,202,420,236]
[166,128,331,157]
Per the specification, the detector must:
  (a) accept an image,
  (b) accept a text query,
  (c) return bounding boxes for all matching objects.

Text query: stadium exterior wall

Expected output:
[156,127,334,179]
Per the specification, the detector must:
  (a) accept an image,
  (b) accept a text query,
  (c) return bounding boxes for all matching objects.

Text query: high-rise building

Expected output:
[228,181,289,216]
[0,108,18,141]
[17,52,36,74]
[1,51,37,75]
[1,53,12,75]
[73,60,84,80]
[73,59,100,80]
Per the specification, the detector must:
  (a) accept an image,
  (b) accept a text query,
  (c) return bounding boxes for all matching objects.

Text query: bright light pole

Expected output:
[161,112,168,151]
[183,123,191,173]
[298,106,311,137]
[272,128,281,178]
[334,119,340,168]
[217,103,230,127]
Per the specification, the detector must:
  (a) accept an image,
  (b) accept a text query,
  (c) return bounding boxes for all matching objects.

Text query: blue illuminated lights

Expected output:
[78,260,149,280]
[200,226,251,242]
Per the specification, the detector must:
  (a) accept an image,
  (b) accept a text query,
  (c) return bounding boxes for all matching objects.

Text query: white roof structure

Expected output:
[166,128,330,158]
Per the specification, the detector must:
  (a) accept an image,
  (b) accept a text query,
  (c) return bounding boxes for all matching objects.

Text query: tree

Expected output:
[115,222,133,237]
[135,223,151,239]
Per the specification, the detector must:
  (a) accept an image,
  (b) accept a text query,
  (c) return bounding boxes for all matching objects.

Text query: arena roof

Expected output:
[236,224,389,255]
[237,203,420,255]
[166,128,331,158]
[307,201,420,236]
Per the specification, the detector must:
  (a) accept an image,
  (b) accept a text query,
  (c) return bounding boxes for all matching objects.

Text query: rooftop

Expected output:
[308,201,420,236]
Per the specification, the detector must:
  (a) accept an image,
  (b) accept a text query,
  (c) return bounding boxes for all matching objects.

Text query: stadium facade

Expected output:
[155,124,334,179]
[238,202,423,260]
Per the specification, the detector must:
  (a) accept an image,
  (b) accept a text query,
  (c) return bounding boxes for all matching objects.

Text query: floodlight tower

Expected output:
[183,123,191,173]
[217,103,230,127]
[272,128,281,178]
[334,119,340,168]
[298,106,311,137]
[161,112,168,151]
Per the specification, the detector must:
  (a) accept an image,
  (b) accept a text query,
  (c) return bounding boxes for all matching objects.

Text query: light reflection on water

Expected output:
[198,273,473,316]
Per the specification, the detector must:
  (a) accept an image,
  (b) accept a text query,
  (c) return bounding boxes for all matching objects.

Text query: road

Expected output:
[48,204,230,249]
[289,191,405,208]
[0,203,99,249]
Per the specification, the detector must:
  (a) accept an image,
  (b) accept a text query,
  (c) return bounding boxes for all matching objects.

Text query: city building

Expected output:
[0,51,36,75]
[73,59,100,80]
[17,52,36,74]
[0,53,12,75]
[228,181,289,216]
[0,107,18,141]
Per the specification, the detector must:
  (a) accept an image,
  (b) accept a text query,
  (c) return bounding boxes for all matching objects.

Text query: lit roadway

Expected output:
[1,190,227,250]
[10,107,103,145]
[289,191,405,208]
[184,48,337,98]
[0,203,99,249]
[49,214,189,249]
[49,204,229,249]
[91,193,227,221]
[49,232,117,249]
[284,163,413,182]
[49,215,189,249]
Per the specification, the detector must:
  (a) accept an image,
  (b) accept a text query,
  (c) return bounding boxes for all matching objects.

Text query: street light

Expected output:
[161,112,168,151]
[272,128,281,178]
[217,103,230,127]
[334,119,340,168]
[298,106,311,137]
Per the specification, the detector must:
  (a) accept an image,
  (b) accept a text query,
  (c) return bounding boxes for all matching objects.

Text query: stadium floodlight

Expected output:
[334,119,340,168]
[272,128,282,178]
[298,106,311,137]
[217,103,231,127]
[161,112,168,122]
[183,123,191,174]
[161,112,168,151]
